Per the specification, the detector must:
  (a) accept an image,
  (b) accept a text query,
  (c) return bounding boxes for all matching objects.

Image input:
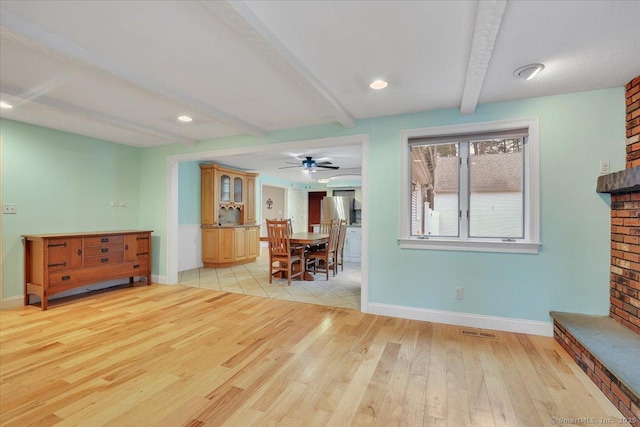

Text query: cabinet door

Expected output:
[233,176,243,203]
[220,174,231,202]
[234,228,247,261]
[345,228,362,259]
[202,229,218,263]
[245,227,258,258]
[219,228,235,262]
[245,175,256,224]
[47,238,83,271]
[124,233,150,262]
[201,167,215,225]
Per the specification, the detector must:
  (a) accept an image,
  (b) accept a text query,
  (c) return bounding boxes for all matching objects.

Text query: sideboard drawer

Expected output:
[84,244,124,257]
[84,252,125,267]
[48,271,82,287]
[85,235,124,247]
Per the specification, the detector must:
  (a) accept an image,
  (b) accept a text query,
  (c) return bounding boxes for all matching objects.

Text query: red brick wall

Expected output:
[610,76,640,335]
[627,76,640,168]
[554,321,639,425]
[610,192,640,334]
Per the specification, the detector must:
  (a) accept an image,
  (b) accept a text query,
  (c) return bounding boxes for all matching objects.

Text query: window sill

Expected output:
[398,238,541,254]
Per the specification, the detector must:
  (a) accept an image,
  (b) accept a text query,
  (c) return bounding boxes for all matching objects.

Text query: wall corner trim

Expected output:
[368,302,553,337]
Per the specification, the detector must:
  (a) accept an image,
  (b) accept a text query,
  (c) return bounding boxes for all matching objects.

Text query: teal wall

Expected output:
[1,119,142,299]
[178,161,200,225]
[2,88,626,325]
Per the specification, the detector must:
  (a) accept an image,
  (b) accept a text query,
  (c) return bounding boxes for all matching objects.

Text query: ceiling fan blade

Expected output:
[317,165,340,169]
[315,161,333,166]
[278,165,302,169]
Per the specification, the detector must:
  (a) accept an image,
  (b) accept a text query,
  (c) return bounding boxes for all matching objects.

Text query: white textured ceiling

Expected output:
[1,0,639,182]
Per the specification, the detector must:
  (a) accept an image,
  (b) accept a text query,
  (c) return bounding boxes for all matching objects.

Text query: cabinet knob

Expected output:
[125,244,129,250]
[78,249,82,256]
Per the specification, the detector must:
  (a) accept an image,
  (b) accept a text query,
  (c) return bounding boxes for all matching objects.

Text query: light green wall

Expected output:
[1,119,142,299]
[137,88,625,323]
[178,161,200,225]
[2,88,626,325]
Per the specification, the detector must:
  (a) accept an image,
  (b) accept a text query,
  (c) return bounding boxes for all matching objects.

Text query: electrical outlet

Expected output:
[455,287,464,299]
[2,203,17,214]
[599,160,610,175]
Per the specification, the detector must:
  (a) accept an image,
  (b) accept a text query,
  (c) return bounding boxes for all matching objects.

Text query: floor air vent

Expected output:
[459,329,498,339]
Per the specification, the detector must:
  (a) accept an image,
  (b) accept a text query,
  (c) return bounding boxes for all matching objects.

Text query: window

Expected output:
[399,118,540,254]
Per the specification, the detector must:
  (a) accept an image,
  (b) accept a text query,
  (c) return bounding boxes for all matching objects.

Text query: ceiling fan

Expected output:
[278,156,340,170]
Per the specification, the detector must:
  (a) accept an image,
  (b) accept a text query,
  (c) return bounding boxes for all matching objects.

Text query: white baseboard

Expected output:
[368,302,553,337]
[152,275,168,285]
[1,295,23,310]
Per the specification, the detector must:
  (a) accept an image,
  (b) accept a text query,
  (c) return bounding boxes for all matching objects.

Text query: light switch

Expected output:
[3,203,17,214]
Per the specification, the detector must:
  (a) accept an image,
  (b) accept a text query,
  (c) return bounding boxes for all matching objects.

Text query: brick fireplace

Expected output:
[552,75,640,424]
[608,75,640,334]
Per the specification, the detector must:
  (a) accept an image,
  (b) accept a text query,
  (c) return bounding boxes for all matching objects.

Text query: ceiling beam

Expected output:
[201,1,356,129]
[0,10,267,138]
[459,0,507,115]
[2,85,196,146]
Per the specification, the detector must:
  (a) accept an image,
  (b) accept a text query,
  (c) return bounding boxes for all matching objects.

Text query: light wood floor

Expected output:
[0,284,622,426]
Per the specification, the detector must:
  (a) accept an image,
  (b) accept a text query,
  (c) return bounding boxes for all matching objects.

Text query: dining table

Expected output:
[260,231,329,281]
[288,232,329,281]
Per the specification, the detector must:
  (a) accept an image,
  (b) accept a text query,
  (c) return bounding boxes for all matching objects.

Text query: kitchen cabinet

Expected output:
[200,163,259,267]
[201,226,259,268]
[344,226,362,262]
[200,164,258,226]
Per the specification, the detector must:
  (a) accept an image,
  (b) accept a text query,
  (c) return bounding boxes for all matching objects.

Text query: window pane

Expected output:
[468,138,523,238]
[411,143,459,237]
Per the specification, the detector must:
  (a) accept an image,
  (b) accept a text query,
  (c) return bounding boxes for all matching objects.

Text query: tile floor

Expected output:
[178,246,361,310]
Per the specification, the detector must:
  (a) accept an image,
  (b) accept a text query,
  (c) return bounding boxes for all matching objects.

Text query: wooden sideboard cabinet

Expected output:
[22,230,152,310]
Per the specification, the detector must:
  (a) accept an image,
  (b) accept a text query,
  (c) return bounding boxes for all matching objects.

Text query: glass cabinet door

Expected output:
[220,175,231,202]
[234,177,243,202]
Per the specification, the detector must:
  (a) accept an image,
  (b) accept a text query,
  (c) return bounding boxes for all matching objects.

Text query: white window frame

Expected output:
[399,118,541,254]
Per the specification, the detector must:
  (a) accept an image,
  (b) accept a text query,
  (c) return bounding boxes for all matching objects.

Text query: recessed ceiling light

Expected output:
[369,79,388,90]
[0,101,13,109]
[177,115,193,122]
[513,63,545,80]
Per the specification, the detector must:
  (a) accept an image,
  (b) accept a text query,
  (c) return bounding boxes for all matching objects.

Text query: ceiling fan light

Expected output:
[513,63,544,80]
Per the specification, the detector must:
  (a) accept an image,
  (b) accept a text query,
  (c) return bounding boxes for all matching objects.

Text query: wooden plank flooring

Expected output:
[0,284,623,426]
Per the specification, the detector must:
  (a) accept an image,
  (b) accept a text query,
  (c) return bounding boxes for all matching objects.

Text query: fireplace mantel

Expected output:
[596,165,640,194]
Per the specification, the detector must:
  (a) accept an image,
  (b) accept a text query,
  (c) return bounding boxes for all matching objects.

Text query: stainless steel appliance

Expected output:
[321,196,351,224]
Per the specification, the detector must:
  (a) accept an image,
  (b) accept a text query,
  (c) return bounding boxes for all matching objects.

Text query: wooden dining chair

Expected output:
[266,219,303,285]
[287,218,306,252]
[335,220,348,272]
[306,221,340,280]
